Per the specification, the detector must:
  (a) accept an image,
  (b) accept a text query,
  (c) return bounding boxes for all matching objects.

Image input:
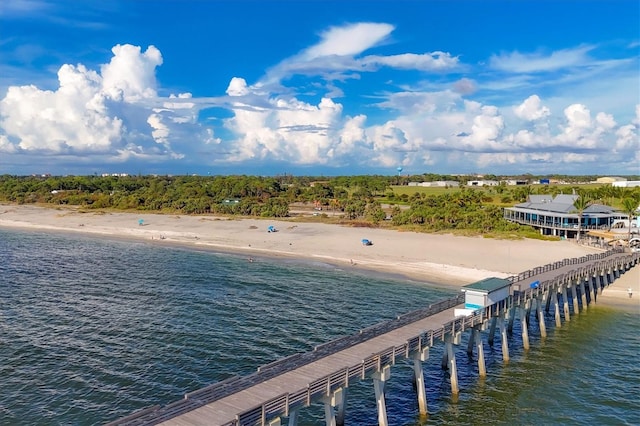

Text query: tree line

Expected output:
[0,174,637,238]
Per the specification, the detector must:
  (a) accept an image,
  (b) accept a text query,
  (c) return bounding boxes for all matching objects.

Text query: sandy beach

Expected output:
[1,202,623,281]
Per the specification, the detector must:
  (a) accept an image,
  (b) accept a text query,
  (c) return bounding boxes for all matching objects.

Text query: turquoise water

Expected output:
[0,228,638,425]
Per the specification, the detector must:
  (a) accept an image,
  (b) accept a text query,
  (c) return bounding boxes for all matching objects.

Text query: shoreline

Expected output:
[1,204,637,307]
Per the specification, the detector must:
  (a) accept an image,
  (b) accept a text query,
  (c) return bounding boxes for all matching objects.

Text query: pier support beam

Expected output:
[372,365,390,426]
[488,316,497,347]
[541,290,549,318]
[467,328,475,356]
[561,284,570,321]
[323,387,346,426]
[323,402,336,426]
[519,302,530,350]
[444,333,460,395]
[498,313,509,362]
[552,290,561,327]
[570,284,579,314]
[507,305,516,334]
[591,275,599,303]
[412,347,429,415]
[285,410,298,426]
[579,279,588,310]
[535,296,547,338]
[585,277,596,303]
[545,290,552,313]
[335,388,347,426]
[470,326,487,376]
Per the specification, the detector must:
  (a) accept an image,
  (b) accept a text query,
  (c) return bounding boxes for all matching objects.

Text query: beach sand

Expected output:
[1,203,622,289]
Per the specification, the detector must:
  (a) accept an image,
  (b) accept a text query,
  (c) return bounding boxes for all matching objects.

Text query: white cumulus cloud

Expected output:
[226,77,250,97]
[514,95,550,121]
[0,44,207,165]
[101,44,162,102]
[224,94,344,165]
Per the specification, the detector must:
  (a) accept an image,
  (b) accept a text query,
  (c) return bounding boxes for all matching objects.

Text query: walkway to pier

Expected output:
[109,248,638,426]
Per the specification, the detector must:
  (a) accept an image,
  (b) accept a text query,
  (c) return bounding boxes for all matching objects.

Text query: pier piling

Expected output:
[372,365,390,426]
[412,348,429,415]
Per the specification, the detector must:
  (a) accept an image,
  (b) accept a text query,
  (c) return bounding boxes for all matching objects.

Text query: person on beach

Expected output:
[628,288,633,298]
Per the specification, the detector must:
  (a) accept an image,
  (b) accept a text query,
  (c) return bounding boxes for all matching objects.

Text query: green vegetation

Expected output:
[0,174,638,239]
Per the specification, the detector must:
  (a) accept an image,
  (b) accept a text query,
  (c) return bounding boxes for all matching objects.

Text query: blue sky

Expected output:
[0,0,638,177]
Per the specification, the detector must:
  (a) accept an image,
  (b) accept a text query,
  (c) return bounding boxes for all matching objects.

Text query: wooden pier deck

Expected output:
[108,248,639,426]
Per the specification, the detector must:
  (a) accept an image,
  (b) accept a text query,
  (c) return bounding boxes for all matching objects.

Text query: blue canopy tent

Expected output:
[361,239,372,246]
[267,225,277,233]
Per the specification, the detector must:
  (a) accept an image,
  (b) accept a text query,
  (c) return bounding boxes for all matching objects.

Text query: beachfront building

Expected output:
[503,194,624,238]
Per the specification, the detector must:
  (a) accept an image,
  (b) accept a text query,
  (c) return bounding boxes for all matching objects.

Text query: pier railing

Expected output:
[505,246,624,283]
[510,251,639,305]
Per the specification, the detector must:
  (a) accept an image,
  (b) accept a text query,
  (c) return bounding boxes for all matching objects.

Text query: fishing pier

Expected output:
[109,248,639,426]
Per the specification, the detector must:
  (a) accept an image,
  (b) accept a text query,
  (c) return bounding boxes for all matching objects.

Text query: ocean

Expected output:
[0,228,638,426]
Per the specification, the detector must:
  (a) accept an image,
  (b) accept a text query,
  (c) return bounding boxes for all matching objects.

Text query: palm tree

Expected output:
[571,195,591,242]
[621,198,638,244]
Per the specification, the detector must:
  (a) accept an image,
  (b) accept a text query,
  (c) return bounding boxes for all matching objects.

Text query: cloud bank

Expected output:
[0,22,638,175]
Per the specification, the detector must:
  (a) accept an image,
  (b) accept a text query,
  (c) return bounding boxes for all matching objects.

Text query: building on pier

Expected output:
[455,277,511,317]
[461,277,511,310]
[503,194,624,238]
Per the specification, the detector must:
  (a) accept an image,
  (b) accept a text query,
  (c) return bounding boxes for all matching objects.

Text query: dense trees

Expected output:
[389,189,522,233]
[0,174,637,238]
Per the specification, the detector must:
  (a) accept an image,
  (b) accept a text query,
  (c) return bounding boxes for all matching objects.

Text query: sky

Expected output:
[0,0,638,177]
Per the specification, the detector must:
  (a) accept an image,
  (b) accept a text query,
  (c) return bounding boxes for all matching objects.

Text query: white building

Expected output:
[612,181,640,188]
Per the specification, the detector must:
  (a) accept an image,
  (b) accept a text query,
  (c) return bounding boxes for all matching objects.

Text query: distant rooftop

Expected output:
[512,194,617,215]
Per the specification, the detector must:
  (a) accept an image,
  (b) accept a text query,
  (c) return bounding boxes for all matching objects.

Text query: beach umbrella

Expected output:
[138,219,144,226]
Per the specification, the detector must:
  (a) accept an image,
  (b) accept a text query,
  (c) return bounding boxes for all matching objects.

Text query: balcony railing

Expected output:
[504,216,611,230]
